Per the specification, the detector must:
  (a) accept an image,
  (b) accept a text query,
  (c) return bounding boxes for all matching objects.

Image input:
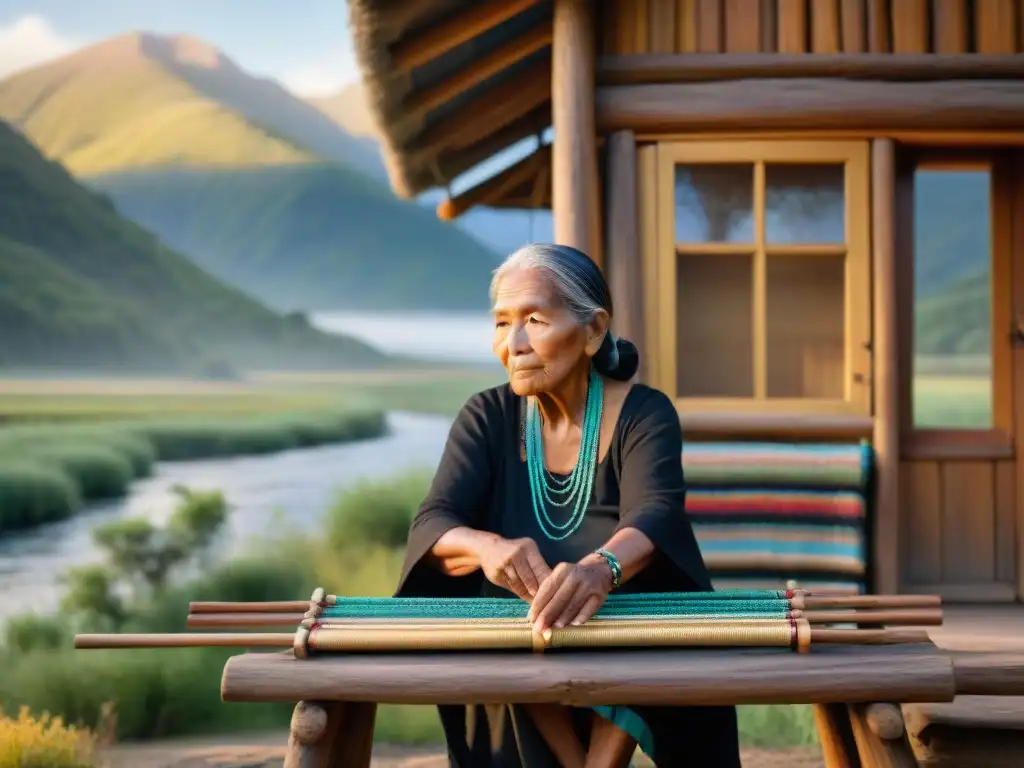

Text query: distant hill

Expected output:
[308,81,550,256]
[0,119,383,373]
[916,271,989,356]
[0,33,501,312]
[91,166,506,312]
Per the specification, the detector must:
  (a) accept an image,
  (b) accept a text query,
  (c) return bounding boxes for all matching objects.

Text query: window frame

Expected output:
[652,139,871,417]
[897,148,1015,460]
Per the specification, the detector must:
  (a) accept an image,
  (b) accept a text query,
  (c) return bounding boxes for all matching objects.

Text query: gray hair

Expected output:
[489,243,639,380]
[491,243,608,322]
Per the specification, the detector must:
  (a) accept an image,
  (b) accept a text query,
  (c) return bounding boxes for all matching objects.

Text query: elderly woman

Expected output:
[395,244,741,767]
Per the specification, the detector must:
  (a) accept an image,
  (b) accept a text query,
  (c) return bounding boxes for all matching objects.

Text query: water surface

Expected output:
[0,412,452,621]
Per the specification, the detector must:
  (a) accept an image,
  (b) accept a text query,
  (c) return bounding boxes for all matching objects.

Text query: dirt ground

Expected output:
[101,732,825,768]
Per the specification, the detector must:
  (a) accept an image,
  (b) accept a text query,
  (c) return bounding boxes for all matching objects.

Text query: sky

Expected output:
[0,0,549,202]
[0,0,361,96]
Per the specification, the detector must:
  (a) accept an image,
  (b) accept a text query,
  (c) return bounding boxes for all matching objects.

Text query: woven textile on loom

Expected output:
[683,441,873,595]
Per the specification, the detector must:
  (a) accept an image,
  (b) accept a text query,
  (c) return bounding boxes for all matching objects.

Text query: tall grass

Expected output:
[0,410,386,535]
[0,707,98,768]
[0,472,820,750]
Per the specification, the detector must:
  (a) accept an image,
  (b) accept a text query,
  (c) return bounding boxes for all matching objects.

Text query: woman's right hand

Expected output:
[478,535,551,601]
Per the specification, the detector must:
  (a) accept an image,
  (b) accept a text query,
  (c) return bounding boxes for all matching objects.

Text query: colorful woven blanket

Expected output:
[683,441,873,595]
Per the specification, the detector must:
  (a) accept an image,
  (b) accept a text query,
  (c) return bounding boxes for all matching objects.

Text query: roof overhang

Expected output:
[348,0,554,204]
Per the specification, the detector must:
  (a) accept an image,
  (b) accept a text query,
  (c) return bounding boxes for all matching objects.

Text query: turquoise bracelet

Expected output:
[594,548,622,590]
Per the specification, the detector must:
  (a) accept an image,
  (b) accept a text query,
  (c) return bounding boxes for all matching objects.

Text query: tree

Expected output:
[60,486,229,628]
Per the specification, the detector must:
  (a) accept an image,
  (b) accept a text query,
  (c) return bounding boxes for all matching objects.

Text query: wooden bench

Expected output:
[902,651,1024,767]
[217,642,1024,768]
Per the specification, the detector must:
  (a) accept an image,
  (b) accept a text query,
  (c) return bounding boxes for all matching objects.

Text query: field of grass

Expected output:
[0,472,818,754]
[0,368,502,535]
[913,374,991,429]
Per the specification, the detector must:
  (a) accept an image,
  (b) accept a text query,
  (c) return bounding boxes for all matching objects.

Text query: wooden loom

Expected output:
[75,587,945,658]
[73,587,1024,768]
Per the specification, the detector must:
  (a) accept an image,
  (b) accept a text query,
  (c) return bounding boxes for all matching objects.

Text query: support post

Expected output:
[552,0,602,266]
[871,138,900,594]
[848,702,918,767]
[605,130,644,365]
[284,700,376,768]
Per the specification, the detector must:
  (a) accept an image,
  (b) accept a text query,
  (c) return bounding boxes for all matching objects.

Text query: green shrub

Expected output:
[326,471,430,551]
[84,432,155,478]
[3,615,68,655]
[26,444,134,500]
[0,462,80,531]
[0,409,386,534]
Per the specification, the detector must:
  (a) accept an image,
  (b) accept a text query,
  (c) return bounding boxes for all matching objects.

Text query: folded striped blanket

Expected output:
[683,441,873,595]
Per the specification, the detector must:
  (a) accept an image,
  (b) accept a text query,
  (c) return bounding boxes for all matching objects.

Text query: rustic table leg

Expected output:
[813,703,860,768]
[283,700,378,768]
[847,703,919,768]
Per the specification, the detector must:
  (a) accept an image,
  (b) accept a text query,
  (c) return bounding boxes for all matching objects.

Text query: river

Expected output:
[0,412,452,623]
[0,311,493,623]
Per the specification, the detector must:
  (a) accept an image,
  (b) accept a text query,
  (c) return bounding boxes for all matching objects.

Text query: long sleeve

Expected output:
[615,387,713,592]
[394,388,502,597]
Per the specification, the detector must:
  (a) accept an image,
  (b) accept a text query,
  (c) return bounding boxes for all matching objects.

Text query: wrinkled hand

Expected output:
[479,536,552,601]
[528,559,613,634]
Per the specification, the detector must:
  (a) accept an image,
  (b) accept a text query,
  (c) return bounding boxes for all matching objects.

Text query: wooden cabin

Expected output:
[348,0,1024,606]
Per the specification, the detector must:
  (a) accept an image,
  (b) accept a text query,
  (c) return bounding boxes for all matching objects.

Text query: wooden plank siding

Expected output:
[900,459,1018,601]
[601,0,1024,54]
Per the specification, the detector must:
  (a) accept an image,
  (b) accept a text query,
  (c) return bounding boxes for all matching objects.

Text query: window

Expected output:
[911,166,993,429]
[655,141,870,414]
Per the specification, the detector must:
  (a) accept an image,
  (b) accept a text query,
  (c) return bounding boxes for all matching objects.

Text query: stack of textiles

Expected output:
[682,440,873,595]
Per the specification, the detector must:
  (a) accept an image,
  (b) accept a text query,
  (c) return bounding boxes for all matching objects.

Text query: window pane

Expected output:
[677,253,753,397]
[766,254,846,399]
[765,163,845,244]
[912,169,992,428]
[675,164,754,243]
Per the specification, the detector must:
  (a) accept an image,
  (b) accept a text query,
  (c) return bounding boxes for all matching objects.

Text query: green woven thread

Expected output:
[322,590,792,621]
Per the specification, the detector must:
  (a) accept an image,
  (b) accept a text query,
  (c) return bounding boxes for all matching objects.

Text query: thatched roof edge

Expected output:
[347,0,426,199]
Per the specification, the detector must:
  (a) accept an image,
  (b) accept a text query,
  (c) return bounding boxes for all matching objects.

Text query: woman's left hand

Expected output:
[528,557,614,633]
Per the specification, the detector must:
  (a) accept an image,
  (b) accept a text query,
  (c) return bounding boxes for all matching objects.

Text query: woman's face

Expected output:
[491,267,605,396]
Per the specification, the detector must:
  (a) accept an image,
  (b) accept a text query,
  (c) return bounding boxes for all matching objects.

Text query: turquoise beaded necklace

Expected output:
[524,367,604,541]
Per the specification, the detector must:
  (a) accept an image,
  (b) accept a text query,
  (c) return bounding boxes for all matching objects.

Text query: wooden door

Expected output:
[898,148,1023,602]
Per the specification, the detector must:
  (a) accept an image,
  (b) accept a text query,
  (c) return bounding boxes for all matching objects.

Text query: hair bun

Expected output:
[594,334,640,381]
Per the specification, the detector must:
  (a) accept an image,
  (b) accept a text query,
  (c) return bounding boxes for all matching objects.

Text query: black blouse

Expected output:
[397,382,713,603]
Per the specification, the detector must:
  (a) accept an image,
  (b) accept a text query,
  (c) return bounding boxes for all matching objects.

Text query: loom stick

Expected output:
[803,595,941,609]
[184,607,943,629]
[74,633,295,649]
[189,600,320,614]
[186,591,942,617]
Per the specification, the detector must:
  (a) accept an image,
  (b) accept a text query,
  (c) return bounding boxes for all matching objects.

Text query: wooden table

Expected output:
[219,643,1024,768]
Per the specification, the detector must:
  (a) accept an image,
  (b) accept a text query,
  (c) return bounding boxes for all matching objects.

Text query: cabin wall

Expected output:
[591,3,1024,601]
[598,0,1024,56]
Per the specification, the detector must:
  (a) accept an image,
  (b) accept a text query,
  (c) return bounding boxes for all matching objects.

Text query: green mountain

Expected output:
[0,119,383,373]
[0,33,501,312]
[916,271,989,356]
[90,166,500,311]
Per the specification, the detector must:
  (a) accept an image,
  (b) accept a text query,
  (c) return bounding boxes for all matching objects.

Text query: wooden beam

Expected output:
[403,24,553,117]
[552,0,602,265]
[872,138,900,596]
[596,79,1024,133]
[597,53,1024,85]
[389,0,546,74]
[434,104,550,182]
[408,57,550,159]
[676,410,874,442]
[1014,153,1024,603]
[436,145,549,220]
[604,130,644,365]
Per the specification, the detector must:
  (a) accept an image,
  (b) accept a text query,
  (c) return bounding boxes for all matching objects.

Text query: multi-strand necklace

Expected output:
[524,367,604,541]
